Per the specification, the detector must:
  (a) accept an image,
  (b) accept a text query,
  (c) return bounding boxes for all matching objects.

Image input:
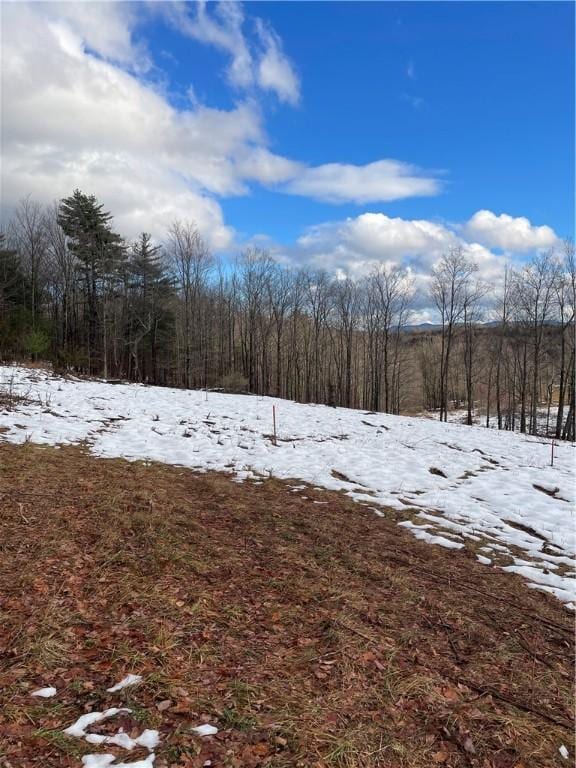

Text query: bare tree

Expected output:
[514,250,559,434]
[364,265,413,413]
[431,247,478,421]
[237,248,274,393]
[332,277,360,407]
[9,196,47,330]
[167,220,212,388]
[5,192,575,441]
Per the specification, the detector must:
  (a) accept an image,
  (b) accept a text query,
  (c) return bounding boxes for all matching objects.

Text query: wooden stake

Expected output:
[272,405,277,446]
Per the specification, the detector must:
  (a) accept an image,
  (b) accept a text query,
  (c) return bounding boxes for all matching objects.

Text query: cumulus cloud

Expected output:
[4,0,557,280]
[464,210,558,252]
[0,1,283,247]
[2,1,446,251]
[44,1,151,71]
[275,212,505,282]
[284,160,442,204]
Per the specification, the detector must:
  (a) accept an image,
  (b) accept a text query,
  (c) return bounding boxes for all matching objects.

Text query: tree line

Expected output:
[1,190,574,440]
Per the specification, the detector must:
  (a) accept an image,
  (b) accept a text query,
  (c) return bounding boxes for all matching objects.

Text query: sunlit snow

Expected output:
[1,366,574,603]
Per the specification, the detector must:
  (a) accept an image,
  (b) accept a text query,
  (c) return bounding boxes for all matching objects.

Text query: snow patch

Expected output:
[31,686,57,698]
[192,724,219,736]
[2,366,574,603]
[82,755,155,768]
[106,674,143,692]
[399,520,464,550]
[64,708,131,739]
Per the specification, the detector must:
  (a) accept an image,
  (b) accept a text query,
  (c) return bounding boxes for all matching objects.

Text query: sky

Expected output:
[1,1,574,312]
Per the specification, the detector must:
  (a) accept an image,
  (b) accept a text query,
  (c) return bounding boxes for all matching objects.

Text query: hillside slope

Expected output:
[1,442,573,767]
[1,365,574,604]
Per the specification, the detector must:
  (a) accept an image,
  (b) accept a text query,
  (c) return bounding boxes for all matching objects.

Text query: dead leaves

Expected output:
[1,441,573,768]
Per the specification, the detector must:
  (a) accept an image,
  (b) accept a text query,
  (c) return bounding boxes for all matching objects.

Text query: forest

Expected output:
[1,190,574,441]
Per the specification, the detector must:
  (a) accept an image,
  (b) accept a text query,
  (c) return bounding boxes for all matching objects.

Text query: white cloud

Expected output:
[284,160,442,204]
[0,2,278,247]
[255,19,300,105]
[275,212,505,283]
[1,0,453,250]
[166,1,300,104]
[234,148,302,185]
[170,1,254,89]
[6,0,554,282]
[44,1,150,72]
[2,145,232,251]
[464,210,558,252]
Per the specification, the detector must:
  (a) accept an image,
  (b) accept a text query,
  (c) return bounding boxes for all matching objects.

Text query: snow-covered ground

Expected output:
[1,365,575,605]
[422,406,562,436]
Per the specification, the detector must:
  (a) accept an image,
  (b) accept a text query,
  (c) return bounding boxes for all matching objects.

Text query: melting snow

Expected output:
[64,706,159,752]
[136,730,160,750]
[1,366,574,603]
[82,755,155,768]
[192,724,219,736]
[398,520,465,549]
[106,674,143,692]
[64,708,132,738]
[31,686,57,698]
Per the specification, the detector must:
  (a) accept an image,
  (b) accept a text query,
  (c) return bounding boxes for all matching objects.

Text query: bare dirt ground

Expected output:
[0,442,573,768]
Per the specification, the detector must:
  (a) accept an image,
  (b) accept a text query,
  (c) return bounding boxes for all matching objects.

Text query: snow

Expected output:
[559,744,569,760]
[64,696,159,767]
[106,674,143,692]
[82,755,155,768]
[64,708,131,738]
[504,563,575,604]
[398,520,464,549]
[82,757,117,768]
[31,686,57,698]
[84,729,160,751]
[64,705,159,751]
[476,555,492,565]
[136,730,161,750]
[1,366,574,603]
[192,724,219,736]
[85,731,134,748]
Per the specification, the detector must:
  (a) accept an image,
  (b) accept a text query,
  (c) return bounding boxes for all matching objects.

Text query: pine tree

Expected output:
[58,190,123,372]
[127,233,173,382]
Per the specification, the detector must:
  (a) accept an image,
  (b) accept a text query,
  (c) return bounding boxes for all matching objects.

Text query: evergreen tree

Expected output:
[57,190,123,372]
[127,233,173,382]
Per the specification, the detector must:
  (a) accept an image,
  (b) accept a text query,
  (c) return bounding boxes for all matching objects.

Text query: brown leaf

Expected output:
[441,686,460,702]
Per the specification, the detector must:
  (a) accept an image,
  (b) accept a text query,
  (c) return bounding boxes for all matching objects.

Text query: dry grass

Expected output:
[0,442,573,768]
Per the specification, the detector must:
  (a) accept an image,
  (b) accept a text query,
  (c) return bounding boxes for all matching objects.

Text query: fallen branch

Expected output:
[452,676,574,730]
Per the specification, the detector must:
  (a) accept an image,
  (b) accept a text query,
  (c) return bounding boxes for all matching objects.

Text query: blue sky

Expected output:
[2,0,574,292]
[142,1,574,242]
